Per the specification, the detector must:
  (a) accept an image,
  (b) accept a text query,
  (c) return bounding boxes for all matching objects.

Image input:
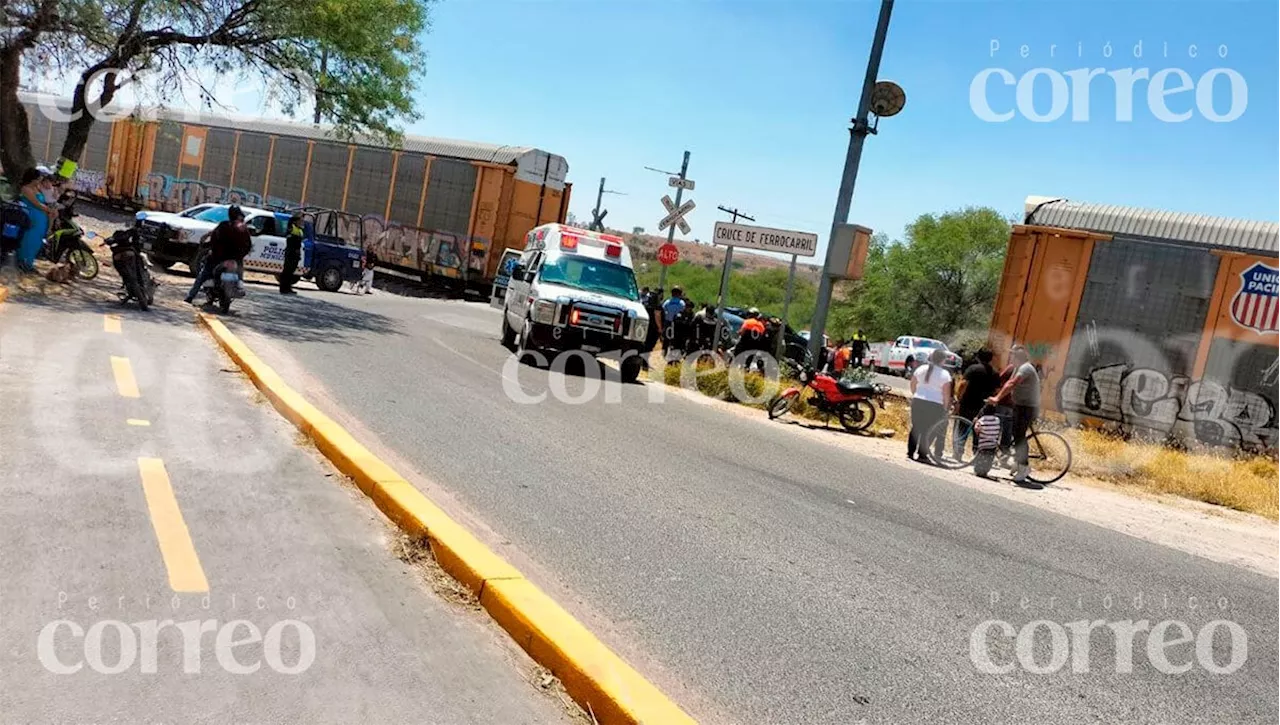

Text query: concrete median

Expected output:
[197,312,696,725]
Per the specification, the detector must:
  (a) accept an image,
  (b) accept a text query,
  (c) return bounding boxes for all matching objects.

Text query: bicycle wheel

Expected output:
[925,415,977,470]
[1025,431,1072,484]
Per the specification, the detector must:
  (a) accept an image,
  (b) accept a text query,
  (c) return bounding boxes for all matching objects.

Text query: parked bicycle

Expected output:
[924,411,1073,484]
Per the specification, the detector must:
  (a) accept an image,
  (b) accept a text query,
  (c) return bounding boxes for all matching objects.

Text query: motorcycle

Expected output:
[104,221,157,310]
[201,259,245,313]
[766,362,891,433]
[38,193,99,280]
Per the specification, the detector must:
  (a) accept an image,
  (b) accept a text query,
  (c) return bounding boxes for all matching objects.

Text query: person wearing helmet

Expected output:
[185,205,252,304]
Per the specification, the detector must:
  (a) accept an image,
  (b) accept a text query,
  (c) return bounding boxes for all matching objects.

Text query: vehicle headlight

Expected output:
[532,299,557,325]
[630,318,648,341]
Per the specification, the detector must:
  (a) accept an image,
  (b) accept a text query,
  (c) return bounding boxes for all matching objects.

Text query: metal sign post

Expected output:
[655,151,692,291]
[777,254,798,360]
[711,206,755,353]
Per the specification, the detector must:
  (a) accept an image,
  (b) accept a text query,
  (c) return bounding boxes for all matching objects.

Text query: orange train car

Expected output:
[19,93,572,288]
[988,195,1279,452]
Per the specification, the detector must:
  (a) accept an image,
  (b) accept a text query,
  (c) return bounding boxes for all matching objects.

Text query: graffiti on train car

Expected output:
[134,173,495,279]
[1058,362,1278,451]
[317,211,490,278]
[139,173,264,210]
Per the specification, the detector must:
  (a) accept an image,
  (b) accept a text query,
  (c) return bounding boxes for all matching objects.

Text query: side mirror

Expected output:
[510,263,525,280]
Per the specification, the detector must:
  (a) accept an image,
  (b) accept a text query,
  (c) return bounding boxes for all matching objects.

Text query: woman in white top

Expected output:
[907,348,953,463]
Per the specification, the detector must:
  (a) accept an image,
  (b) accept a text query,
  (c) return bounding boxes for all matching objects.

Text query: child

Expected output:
[972,403,1003,478]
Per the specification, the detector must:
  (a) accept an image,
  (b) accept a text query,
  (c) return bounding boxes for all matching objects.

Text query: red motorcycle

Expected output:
[767,363,890,432]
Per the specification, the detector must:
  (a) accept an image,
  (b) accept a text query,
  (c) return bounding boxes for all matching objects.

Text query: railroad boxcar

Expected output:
[988,195,1279,453]
[19,93,572,291]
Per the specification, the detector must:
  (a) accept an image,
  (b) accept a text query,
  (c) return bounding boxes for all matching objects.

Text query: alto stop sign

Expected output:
[657,243,679,266]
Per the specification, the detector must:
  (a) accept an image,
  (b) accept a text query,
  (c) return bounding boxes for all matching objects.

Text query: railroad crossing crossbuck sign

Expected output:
[658,195,695,235]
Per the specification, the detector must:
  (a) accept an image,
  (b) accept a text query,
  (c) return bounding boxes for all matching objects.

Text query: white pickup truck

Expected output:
[867,336,962,377]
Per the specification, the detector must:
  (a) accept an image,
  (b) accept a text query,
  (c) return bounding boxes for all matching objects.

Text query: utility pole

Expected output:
[589,177,624,232]
[712,205,755,353]
[807,0,895,363]
[657,151,691,292]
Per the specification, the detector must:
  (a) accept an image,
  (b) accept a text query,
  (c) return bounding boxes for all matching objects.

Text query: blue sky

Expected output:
[402,0,1277,261]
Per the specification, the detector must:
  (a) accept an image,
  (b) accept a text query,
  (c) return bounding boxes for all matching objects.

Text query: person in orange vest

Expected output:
[735,308,768,369]
[833,339,852,376]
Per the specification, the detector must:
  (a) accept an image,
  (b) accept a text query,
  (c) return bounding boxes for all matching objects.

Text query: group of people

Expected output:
[640,286,716,359]
[637,286,787,367]
[905,344,1042,485]
[1,168,61,274]
[821,330,870,376]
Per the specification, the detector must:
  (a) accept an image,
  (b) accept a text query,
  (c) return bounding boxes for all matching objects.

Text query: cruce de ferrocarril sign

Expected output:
[712,222,818,258]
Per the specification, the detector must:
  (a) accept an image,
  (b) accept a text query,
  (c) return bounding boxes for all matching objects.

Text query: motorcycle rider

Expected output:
[185,205,252,304]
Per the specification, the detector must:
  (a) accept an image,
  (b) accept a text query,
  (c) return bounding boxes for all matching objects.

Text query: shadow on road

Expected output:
[219,285,405,344]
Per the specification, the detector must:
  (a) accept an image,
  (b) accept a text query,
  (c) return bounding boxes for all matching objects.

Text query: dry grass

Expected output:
[392,534,481,610]
[1068,429,1278,519]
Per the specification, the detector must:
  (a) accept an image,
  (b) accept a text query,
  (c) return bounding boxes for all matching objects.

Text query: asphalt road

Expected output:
[208,281,1276,725]
[0,280,576,723]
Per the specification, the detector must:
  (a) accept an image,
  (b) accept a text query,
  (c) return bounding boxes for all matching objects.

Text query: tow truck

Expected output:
[500,224,650,383]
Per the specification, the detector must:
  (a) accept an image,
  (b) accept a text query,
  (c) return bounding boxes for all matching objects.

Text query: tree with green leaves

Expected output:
[828,206,1010,342]
[0,0,431,181]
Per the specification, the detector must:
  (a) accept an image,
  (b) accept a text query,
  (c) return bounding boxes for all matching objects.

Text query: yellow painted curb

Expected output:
[197,313,696,725]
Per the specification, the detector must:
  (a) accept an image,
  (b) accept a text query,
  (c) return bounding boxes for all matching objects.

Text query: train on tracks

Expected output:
[18,92,573,294]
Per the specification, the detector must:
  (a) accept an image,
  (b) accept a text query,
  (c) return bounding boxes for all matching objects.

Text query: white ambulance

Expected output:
[500,224,650,382]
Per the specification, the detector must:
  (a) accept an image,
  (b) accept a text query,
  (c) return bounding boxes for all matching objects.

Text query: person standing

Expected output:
[15,169,54,274]
[850,329,869,368]
[907,348,953,464]
[354,247,377,294]
[279,212,304,294]
[952,348,998,456]
[987,345,1042,485]
[832,339,851,377]
[662,286,687,359]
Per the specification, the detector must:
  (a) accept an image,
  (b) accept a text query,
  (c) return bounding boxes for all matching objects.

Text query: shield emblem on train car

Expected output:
[1230,262,1279,335]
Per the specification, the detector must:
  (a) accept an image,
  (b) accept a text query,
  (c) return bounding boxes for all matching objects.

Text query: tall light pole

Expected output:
[807,0,896,363]
[590,177,625,232]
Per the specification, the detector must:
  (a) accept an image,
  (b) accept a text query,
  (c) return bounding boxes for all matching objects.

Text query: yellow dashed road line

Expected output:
[137,458,209,593]
[126,419,151,426]
[103,314,122,334]
[110,356,140,398]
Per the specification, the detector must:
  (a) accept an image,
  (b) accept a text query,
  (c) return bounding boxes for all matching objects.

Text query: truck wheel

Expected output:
[620,355,643,384]
[317,265,344,292]
[516,319,539,367]
[500,312,517,349]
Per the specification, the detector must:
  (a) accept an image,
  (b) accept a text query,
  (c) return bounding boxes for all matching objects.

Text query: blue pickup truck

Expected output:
[136,203,364,291]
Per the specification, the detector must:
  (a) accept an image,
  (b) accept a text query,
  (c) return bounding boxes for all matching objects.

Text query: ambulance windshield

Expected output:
[539,257,639,301]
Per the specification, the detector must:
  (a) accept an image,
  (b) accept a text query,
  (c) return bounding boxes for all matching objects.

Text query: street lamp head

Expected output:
[869,80,906,118]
